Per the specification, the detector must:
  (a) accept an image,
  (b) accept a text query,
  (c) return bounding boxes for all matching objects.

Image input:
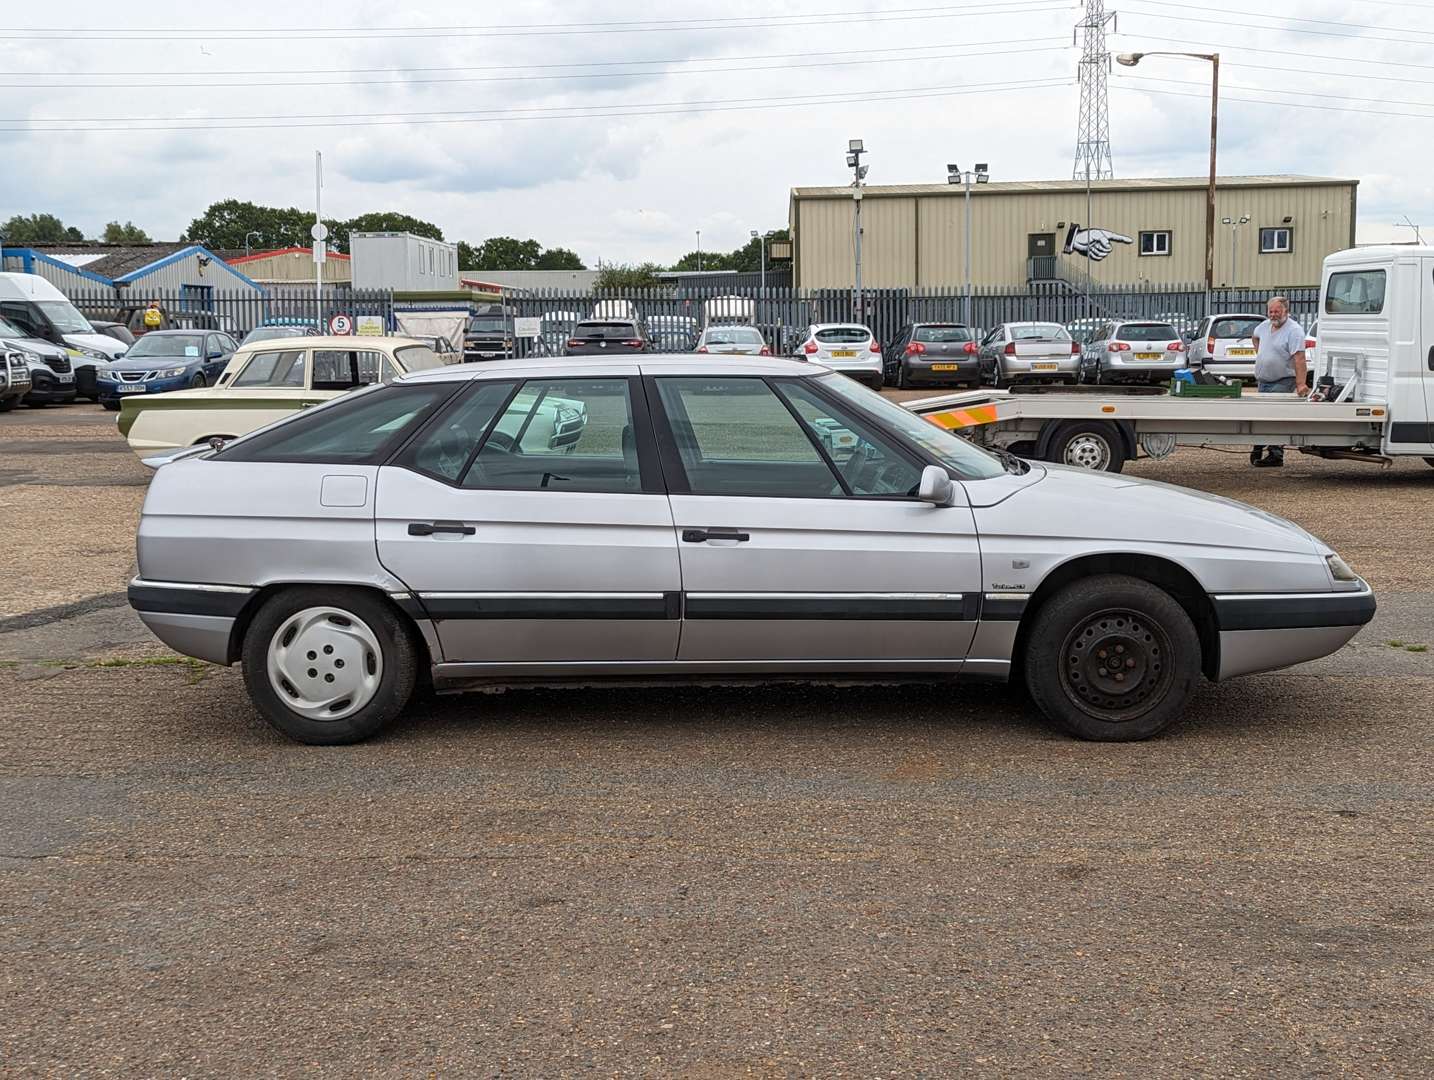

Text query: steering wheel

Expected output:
[841,443,874,488]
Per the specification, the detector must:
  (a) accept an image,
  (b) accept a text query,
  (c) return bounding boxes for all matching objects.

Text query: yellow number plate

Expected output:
[1136,352,1162,360]
[930,363,960,371]
[1227,348,1255,356]
[1032,362,1059,371]
[830,349,857,358]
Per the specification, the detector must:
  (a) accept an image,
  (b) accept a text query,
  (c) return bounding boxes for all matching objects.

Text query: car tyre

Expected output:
[241,586,418,745]
[101,401,120,412]
[896,362,909,389]
[191,373,207,389]
[1024,574,1201,742]
[0,398,16,413]
[26,401,47,409]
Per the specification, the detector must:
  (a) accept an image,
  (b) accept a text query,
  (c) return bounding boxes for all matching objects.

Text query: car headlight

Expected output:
[1326,554,1360,583]
[78,346,109,360]
[158,365,189,377]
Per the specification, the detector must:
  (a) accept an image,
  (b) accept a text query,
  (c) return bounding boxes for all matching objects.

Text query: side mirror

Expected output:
[917,464,954,506]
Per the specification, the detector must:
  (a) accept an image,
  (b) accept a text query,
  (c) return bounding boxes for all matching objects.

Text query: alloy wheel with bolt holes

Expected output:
[241,586,417,744]
[266,606,383,721]
[1024,574,1201,741]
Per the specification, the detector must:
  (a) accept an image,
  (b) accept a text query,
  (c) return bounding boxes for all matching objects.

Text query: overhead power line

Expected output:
[0,41,1070,91]
[1,77,1072,133]
[1123,4,1434,46]
[1126,74,1434,112]
[1132,0,1434,38]
[1114,83,1434,123]
[1115,32,1434,75]
[0,2,1067,41]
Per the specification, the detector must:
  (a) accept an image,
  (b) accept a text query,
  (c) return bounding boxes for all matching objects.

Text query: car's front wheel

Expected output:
[1024,574,1202,741]
[241,587,418,745]
[101,401,120,411]
[191,373,207,389]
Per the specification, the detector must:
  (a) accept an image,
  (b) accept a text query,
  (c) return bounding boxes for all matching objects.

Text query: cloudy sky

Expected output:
[2,0,1432,262]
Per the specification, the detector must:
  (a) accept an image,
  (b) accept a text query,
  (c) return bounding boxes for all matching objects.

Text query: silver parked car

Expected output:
[1187,313,1264,380]
[793,324,883,388]
[977,322,1081,386]
[695,324,770,356]
[128,356,1374,746]
[1080,320,1189,385]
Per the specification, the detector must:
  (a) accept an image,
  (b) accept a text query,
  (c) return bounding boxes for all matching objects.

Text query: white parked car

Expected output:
[119,335,447,458]
[128,355,1373,745]
[794,323,883,388]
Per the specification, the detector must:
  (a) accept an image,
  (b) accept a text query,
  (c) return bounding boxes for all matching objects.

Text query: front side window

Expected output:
[1260,227,1293,254]
[464,378,641,493]
[403,381,517,483]
[1139,230,1172,256]
[232,350,307,388]
[1325,270,1385,315]
[222,383,452,464]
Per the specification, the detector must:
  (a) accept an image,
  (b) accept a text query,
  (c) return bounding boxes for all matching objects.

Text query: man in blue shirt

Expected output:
[1249,296,1309,468]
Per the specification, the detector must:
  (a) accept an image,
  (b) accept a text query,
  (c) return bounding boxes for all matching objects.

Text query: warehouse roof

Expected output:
[26,242,194,279]
[791,174,1358,199]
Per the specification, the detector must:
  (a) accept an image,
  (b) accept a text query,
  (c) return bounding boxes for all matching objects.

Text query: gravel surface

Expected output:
[1,400,1430,1077]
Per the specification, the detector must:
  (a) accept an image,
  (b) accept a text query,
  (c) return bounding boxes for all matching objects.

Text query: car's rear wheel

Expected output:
[1024,575,1201,741]
[241,587,417,745]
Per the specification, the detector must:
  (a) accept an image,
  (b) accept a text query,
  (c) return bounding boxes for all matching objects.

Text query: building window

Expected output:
[1260,227,1293,254]
[1138,231,1172,257]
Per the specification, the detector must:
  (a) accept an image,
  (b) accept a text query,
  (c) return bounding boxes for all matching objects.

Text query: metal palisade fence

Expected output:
[63,280,1319,355]
[67,285,395,336]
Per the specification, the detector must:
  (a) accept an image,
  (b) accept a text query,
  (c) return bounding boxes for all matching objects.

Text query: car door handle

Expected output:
[682,528,750,543]
[407,520,475,537]
[1428,345,1434,372]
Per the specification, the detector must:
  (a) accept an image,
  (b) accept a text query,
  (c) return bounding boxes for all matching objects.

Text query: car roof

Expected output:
[233,334,427,353]
[400,353,820,384]
[1209,312,1264,320]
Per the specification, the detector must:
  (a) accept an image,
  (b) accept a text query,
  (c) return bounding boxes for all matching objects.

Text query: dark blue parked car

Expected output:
[97,330,239,410]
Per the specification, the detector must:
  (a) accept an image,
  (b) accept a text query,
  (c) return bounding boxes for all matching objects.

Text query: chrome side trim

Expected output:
[685,592,964,600]
[419,591,666,600]
[130,577,254,594]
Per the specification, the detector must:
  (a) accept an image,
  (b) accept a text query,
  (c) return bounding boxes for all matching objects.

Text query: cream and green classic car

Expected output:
[119,336,448,459]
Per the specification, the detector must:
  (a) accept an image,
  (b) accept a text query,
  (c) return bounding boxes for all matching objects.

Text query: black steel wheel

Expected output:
[1024,574,1202,741]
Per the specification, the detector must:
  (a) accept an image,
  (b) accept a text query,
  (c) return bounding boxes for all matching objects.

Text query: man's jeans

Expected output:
[1253,376,1297,461]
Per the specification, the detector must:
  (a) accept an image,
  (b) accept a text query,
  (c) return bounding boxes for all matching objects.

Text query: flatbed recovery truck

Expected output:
[902,244,1434,474]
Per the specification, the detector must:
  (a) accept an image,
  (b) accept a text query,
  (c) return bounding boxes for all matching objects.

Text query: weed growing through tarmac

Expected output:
[1387,640,1406,647]
[3,655,214,684]
[1383,639,1428,653]
[1408,645,1429,653]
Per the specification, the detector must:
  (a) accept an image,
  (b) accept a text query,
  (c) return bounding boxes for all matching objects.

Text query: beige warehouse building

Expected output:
[789,175,1357,291]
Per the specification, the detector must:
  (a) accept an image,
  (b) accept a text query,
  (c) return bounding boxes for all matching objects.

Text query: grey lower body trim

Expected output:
[432,658,970,680]
[135,611,236,666]
[1215,625,1361,681]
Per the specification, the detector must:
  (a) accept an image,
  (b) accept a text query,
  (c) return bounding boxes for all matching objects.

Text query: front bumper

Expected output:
[98,374,191,403]
[1211,584,1376,680]
[23,371,77,403]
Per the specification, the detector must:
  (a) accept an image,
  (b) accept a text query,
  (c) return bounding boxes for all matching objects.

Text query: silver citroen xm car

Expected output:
[128,356,1374,745]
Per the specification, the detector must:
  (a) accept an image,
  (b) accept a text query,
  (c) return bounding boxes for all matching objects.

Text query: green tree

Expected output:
[456,240,479,270]
[102,220,151,244]
[534,246,585,270]
[330,211,444,253]
[1,213,83,244]
[670,228,788,273]
[184,199,315,251]
[594,262,665,289]
[468,236,543,271]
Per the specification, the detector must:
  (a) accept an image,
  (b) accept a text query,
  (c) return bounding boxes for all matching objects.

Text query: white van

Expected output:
[0,272,128,361]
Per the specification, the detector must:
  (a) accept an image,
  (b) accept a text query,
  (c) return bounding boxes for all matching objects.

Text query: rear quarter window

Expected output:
[1325,270,1386,315]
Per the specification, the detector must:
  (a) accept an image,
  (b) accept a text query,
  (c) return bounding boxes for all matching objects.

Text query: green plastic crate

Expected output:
[1169,378,1243,398]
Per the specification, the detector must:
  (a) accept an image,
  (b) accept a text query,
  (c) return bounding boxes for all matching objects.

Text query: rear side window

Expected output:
[1325,270,1386,315]
[221,384,453,464]
[815,327,870,344]
[1211,317,1262,339]
[233,350,306,388]
[913,325,974,343]
[1116,323,1180,341]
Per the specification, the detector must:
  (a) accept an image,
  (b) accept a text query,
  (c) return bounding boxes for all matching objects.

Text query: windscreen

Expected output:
[814,327,870,344]
[37,300,94,335]
[704,327,764,345]
[1117,323,1180,342]
[467,316,507,334]
[913,325,974,343]
[1212,317,1262,339]
[1010,324,1068,341]
[0,317,30,338]
[126,334,206,358]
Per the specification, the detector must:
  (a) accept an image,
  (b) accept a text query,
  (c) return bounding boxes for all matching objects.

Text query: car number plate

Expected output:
[830,349,857,358]
[117,383,145,393]
[1227,348,1255,356]
[56,372,74,383]
[1031,362,1058,371]
[1136,352,1162,360]
[929,363,960,371]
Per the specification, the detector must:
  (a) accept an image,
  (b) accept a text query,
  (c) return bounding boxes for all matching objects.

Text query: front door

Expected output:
[375,373,682,665]
[649,374,982,667]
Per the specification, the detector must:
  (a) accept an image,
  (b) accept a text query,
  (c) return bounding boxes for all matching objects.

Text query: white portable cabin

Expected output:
[1317,245,1434,453]
[350,232,460,292]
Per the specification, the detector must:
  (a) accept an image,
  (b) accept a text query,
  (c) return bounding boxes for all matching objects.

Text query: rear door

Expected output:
[375,372,683,665]
[1010,325,1072,370]
[650,374,982,667]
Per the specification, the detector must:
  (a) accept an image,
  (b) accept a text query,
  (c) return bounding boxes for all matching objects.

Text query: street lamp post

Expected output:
[847,139,868,321]
[696,230,702,272]
[1221,214,1250,287]
[947,162,989,326]
[1117,50,1219,309]
[751,229,767,292]
[244,230,262,258]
